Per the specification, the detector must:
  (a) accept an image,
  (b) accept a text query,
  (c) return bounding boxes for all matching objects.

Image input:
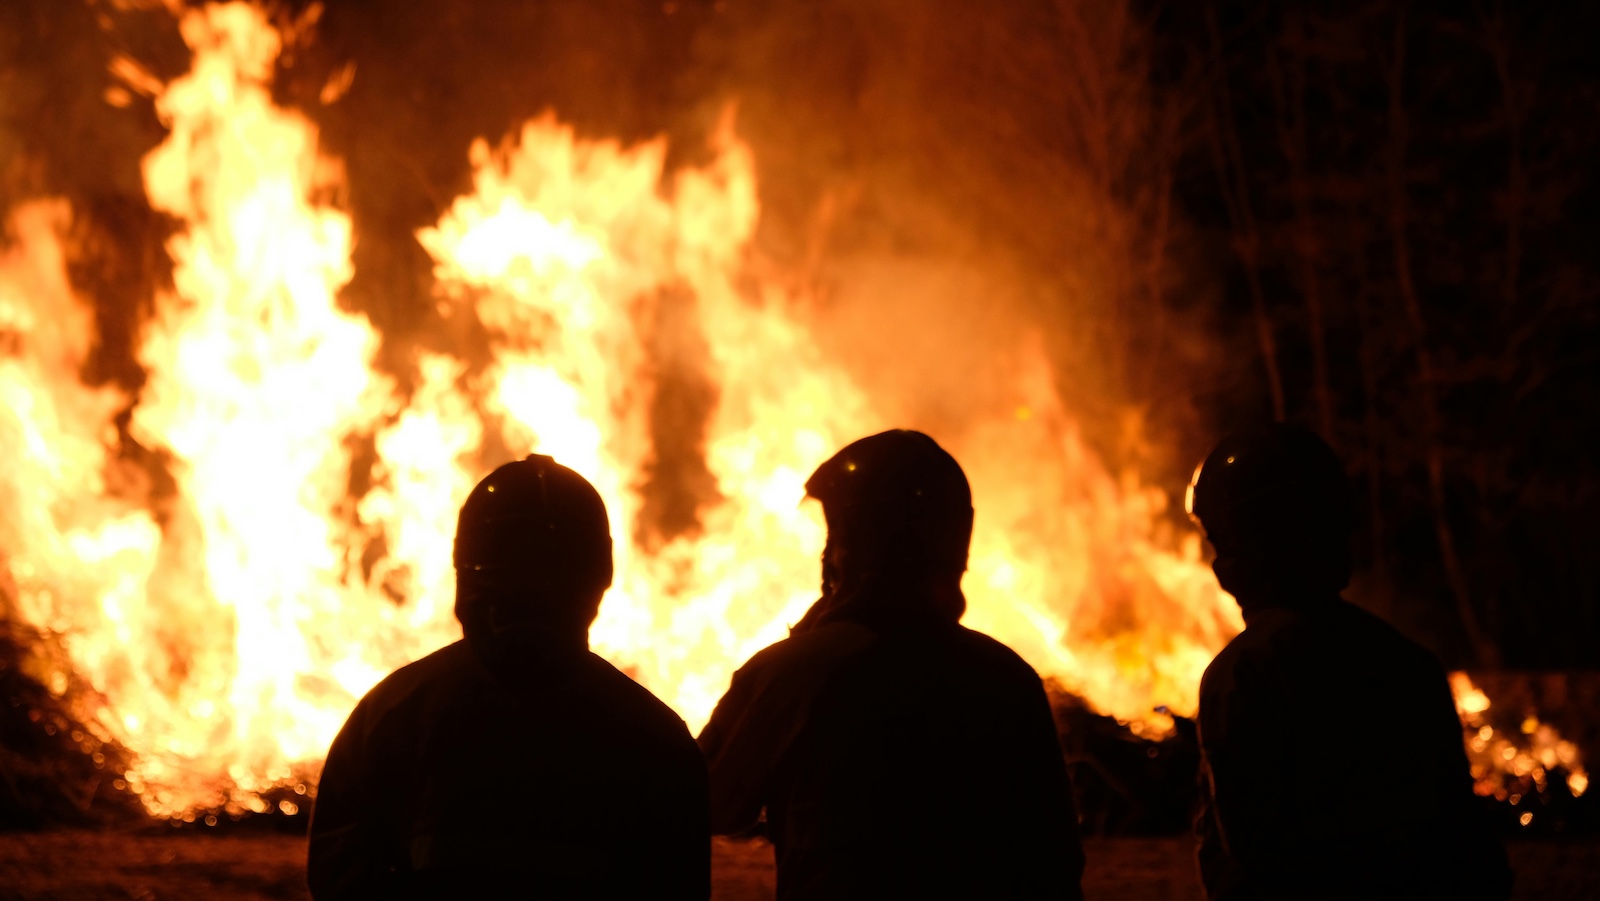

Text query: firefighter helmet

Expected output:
[454,454,614,616]
[1185,424,1354,554]
[804,429,974,576]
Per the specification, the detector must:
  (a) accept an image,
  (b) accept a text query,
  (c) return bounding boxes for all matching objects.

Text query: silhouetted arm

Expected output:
[306,701,396,900]
[647,736,713,900]
[1016,673,1087,901]
[697,666,773,834]
[1195,759,1263,901]
[1198,655,1300,901]
[698,626,878,835]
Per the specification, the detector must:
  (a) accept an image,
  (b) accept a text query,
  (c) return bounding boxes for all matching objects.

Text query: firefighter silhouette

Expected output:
[1187,424,1511,901]
[308,455,708,900]
[699,430,1086,900]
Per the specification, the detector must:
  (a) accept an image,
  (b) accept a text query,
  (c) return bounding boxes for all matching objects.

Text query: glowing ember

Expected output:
[1451,673,1589,803]
[2,2,1243,816]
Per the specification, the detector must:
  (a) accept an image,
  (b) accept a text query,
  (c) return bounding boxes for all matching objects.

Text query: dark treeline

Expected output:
[1151,0,1600,669]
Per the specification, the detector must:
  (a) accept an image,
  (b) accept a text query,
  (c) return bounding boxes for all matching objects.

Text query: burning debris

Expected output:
[0,623,144,829]
[1048,683,1202,836]
[1051,672,1598,838]
[1452,673,1594,834]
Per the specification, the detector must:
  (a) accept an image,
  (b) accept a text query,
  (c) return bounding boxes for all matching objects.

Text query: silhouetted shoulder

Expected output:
[1205,599,1423,682]
[735,621,879,679]
[1326,600,1443,665]
[347,640,482,725]
[1200,615,1277,697]
[387,639,478,685]
[573,651,696,742]
[947,624,1049,683]
[733,621,1045,698]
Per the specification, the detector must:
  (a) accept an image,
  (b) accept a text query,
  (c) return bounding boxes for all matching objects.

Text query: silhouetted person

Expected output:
[1187,425,1511,901]
[699,430,1085,900]
[307,455,709,900]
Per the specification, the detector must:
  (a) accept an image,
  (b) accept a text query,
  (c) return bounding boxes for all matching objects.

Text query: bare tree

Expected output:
[1266,12,1335,441]
[1205,5,1287,421]
[1384,9,1497,667]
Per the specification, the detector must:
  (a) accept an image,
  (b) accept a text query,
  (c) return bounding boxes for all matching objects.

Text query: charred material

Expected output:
[0,624,143,830]
[1050,684,1202,836]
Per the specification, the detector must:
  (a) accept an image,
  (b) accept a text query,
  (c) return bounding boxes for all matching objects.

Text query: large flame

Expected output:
[0,2,1298,816]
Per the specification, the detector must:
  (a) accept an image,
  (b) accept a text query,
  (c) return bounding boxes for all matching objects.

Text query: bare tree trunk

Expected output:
[1052,0,1117,193]
[1483,4,1524,312]
[1051,0,1133,404]
[1385,10,1498,667]
[1138,99,1178,404]
[1471,2,1526,659]
[1268,14,1335,441]
[1206,6,1286,421]
[1350,221,1391,616]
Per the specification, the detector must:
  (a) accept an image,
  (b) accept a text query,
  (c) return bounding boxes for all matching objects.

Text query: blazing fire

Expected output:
[0,2,1569,821]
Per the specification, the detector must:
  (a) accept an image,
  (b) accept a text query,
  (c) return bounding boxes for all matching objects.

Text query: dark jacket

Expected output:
[699,579,1085,900]
[1196,598,1511,901]
[307,639,709,900]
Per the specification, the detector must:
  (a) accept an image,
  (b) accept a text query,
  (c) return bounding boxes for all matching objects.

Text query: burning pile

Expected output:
[0,3,1235,818]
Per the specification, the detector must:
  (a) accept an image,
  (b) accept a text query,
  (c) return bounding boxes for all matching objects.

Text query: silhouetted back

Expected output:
[1197,598,1510,900]
[701,431,1083,899]
[1187,427,1509,900]
[308,456,708,899]
[700,580,1084,900]
[308,638,707,899]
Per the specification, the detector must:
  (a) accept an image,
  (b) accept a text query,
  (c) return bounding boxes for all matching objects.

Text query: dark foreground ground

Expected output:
[0,831,1594,900]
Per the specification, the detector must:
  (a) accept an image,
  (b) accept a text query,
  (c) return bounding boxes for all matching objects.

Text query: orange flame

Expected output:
[1,2,1246,815]
[0,198,163,785]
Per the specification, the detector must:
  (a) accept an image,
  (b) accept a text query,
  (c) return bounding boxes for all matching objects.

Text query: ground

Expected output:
[0,831,1594,899]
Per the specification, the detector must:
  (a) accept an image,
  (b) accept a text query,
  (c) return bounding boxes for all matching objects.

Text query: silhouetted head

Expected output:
[1186,424,1354,614]
[453,455,613,653]
[805,430,974,595]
